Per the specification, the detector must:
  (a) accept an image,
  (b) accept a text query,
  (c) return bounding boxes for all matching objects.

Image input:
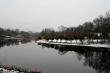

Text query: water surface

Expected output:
[0,41,110,73]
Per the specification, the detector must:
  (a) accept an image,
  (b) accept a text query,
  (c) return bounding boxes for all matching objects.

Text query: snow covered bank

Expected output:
[37,39,110,48]
[0,67,41,73]
[0,68,21,73]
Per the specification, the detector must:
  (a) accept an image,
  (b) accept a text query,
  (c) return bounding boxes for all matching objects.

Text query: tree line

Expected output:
[0,27,39,41]
[39,12,110,43]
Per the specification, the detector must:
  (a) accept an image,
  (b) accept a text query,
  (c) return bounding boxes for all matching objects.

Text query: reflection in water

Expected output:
[0,39,31,48]
[39,43,110,73]
[0,40,19,48]
[21,39,31,44]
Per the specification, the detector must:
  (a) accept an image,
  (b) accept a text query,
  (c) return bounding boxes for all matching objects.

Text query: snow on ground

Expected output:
[0,68,21,73]
[52,39,57,42]
[71,40,76,43]
[66,40,71,43]
[57,39,61,43]
[86,44,110,48]
[61,39,66,43]
[36,39,48,43]
[37,39,110,48]
[48,39,52,42]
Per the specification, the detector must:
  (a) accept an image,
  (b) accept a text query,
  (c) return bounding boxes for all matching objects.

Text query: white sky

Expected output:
[0,0,110,32]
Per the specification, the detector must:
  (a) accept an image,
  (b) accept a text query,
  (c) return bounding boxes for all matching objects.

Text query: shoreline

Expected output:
[37,39,110,48]
[0,65,41,73]
[0,67,41,73]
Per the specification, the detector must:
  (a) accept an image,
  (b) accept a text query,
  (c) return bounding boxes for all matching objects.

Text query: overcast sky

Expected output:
[0,0,110,32]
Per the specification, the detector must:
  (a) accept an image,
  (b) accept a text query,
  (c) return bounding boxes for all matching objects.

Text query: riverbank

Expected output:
[37,39,110,48]
[0,67,41,73]
[0,68,20,73]
[0,65,41,73]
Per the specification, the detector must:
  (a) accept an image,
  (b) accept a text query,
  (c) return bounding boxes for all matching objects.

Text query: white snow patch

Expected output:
[52,39,57,42]
[61,39,66,43]
[57,39,61,43]
[0,68,20,73]
[67,40,71,43]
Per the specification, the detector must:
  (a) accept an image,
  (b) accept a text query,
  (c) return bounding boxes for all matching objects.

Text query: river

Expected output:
[0,41,110,73]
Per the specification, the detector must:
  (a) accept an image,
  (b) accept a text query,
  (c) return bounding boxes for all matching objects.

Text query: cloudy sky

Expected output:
[0,0,110,32]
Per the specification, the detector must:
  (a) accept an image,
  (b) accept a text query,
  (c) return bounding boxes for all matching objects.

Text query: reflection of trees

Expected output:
[0,39,32,48]
[76,54,84,61]
[58,51,68,55]
[40,43,110,73]
[83,49,110,73]
[21,39,31,44]
[0,40,19,48]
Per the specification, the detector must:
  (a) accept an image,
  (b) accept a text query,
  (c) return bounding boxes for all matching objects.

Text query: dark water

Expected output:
[0,41,110,73]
